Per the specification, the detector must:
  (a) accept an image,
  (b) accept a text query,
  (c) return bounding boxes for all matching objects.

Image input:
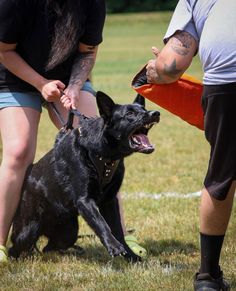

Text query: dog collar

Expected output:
[88,152,120,189]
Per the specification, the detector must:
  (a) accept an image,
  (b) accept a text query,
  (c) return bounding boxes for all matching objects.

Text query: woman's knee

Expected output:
[2,138,36,170]
[0,107,40,166]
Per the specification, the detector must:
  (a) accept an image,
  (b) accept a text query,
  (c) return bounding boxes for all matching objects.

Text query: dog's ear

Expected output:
[133,94,145,107]
[96,91,115,121]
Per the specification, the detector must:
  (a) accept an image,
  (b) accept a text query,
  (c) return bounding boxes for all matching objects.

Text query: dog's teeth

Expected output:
[144,124,152,129]
[133,137,141,144]
[144,122,156,129]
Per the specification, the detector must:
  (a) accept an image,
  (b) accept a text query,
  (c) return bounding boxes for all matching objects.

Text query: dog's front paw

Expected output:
[107,240,127,257]
[123,250,142,263]
[8,246,20,259]
[123,243,142,263]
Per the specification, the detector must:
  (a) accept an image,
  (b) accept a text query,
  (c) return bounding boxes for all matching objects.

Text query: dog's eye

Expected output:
[125,111,134,117]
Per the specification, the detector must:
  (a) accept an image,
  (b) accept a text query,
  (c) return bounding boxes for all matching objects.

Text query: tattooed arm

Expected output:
[61,42,98,110]
[146,31,198,84]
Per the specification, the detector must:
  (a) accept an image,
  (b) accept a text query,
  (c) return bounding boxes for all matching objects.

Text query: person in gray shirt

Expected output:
[146,0,236,290]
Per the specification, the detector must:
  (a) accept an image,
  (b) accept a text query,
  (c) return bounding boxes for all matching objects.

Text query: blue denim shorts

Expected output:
[0,80,96,113]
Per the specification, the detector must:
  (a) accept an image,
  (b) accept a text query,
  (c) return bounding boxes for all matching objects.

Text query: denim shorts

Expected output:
[0,80,96,113]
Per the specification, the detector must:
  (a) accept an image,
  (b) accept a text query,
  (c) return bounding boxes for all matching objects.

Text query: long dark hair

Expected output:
[46,0,81,70]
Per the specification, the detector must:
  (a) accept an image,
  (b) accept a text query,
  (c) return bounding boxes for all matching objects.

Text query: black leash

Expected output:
[49,102,65,126]
[49,88,85,130]
[64,108,85,130]
[49,102,83,131]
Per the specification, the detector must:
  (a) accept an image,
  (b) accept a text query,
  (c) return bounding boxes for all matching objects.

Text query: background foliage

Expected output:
[106,0,178,13]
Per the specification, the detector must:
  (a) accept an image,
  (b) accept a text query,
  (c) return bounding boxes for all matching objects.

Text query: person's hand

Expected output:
[146,47,161,84]
[61,85,80,110]
[40,80,65,102]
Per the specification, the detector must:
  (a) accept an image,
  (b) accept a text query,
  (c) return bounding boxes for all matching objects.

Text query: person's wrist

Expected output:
[67,83,82,92]
[34,77,48,93]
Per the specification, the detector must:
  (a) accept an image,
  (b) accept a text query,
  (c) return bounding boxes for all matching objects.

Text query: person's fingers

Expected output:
[55,80,66,90]
[47,81,62,97]
[151,46,160,57]
[60,95,72,110]
[60,95,67,102]
[61,94,78,110]
[40,80,66,102]
[63,100,72,110]
[146,59,156,73]
[71,96,78,110]
[61,85,80,110]
[146,59,153,71]
[60,95,70,104]
[145,59,160,84]
[48,80,65,99]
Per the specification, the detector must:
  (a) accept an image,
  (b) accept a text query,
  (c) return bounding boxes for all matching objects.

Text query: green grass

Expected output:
[0,12,235,290]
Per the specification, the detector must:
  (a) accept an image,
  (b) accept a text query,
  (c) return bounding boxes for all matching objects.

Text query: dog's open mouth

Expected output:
[129,122,156,154]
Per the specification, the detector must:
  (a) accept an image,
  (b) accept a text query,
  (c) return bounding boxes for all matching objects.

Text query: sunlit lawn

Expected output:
[0,12,235,291]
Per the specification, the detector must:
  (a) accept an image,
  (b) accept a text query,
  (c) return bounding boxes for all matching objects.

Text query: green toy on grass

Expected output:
[125,235,147,258]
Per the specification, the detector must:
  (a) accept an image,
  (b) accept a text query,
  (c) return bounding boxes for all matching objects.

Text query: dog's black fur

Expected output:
[9,91,160,261]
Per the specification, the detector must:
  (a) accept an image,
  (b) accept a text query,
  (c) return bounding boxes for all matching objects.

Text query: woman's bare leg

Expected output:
[0,107,40,246]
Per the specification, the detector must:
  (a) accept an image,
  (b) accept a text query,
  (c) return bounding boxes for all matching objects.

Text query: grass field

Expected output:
[0,12,235,291]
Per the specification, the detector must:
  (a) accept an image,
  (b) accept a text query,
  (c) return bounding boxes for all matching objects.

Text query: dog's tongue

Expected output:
[131,133,154,153]
[132,134,150,146]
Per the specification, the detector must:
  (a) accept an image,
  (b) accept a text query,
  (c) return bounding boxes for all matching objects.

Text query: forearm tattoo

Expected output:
[160,31,194,81]
[163,59,183,78]
[69,52,95,87]
[154,60,183,83]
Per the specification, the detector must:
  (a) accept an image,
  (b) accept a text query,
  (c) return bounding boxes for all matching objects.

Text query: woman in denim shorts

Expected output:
[0,0,105,263]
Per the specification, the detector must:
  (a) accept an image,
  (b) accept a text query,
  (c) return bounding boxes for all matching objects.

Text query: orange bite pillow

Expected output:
[132,65,204,130]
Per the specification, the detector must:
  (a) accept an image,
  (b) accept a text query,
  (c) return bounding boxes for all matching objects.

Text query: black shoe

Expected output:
[194,271,230,291]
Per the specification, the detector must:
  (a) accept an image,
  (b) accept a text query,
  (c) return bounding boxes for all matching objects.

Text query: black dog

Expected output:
[9,91,160,261]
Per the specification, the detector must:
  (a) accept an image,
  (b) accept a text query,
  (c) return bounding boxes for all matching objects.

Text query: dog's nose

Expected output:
[150,111,160,117]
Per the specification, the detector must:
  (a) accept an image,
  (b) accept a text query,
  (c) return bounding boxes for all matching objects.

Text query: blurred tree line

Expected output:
[106,0,178,13]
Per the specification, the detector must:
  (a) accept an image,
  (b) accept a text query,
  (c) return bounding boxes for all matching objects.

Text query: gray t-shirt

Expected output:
[164,0,236,85]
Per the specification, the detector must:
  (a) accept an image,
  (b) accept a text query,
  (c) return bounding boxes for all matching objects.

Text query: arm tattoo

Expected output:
[154,59,183,83]
[169,31,194,56]
[155,31,194,81]
[69,52,95,87]
[163,59,183,78]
